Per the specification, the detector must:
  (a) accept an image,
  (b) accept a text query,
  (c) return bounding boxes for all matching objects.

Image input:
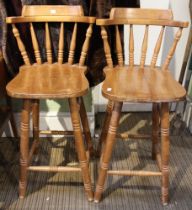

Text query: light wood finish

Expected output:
[161,103,170,205]
[45,22,52,64]
[96,100,113,156]
[19,99,31,198]
[129,24,134,67]
[95,8,188,205]
[28,166,81,172]
[6,5,95,201]
[101,26,113,68]
[110,8,173,20]
[95,102,123,203]
[152,103,160,160]
[140,25,148,69]
[96,18,188,28]
[107,170,162,176]
[115,26,123,66]
[12,24,30,66]
[32,100,39,155]
[22,5,84,17]
[6,64,89,99]
[79,97,94,157]
[68,23,77,65]
[68,97,93,201]
[58,22,64,64]
[162,28,183,71]
[102,65,186,102]
[30,23,42,64]
[150,26,165,68]
[6,16,95,24]
[79,24,93,66]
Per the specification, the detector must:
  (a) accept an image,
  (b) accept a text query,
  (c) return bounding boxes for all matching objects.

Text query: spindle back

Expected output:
[6,5,95,67]
[96,8,188,70]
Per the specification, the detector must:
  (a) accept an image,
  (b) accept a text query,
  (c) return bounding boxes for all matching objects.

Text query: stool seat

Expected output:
[102,65,186,102]
[6,63,88,99]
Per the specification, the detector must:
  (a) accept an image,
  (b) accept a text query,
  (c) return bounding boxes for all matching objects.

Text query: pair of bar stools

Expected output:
[6,5,188,205]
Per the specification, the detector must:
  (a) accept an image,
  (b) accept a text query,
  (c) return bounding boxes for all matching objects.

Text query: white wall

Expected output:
[93,0,191,112]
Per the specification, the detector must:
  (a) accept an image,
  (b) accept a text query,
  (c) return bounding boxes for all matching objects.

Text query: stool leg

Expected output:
[32,99,40,154]
[19,99,31,198]
[161,103,170,205]
[68,97,93,201]
[152,103,160,160]
[94,102,123,203]
[79,97,94,159]
[96,100,113,156]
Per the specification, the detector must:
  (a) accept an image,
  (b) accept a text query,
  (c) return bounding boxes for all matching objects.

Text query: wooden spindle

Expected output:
[151,26,165,68]
[140,25,148,68]
[115,25,123,67]
[162,27,183,71]
[30,23,42,64]
[12,24,30,65]
[58,22,64,64]
[79,24,93,66]
[45,22,52,64]
[101,26,113,68]
[129,24,134,67]
[68,23,77,65]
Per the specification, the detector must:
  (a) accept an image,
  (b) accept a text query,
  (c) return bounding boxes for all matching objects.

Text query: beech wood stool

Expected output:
[94,8,188,205]
[6,5,95,201]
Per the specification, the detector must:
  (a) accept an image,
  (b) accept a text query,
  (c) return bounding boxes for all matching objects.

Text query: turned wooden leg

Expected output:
[161,103,170,205]
[68,97,93,201]
[94,102,123,203]
[96,100,113,157]
[152,103,160,160]
[19,99,31,198]
[78,97,94,159]
[32,99,40,154]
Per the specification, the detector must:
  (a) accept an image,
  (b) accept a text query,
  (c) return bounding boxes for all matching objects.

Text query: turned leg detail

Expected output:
[161,103,170,205]
[97,100,113,156]
[19,99,31,198]
[152,103,160,160]
[94,102,123,202]
[68,97,93,201]
[79,97,94,159]
[32,99,40,154]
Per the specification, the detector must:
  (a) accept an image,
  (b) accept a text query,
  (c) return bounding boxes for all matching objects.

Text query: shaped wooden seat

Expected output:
[6,5,95,201]
[94,8,188,205]
[7,63,88,99]
[102,65,186,102]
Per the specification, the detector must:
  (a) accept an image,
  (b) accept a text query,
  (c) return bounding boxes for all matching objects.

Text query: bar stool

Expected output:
[6,5,95,201]
[94,8,188,205]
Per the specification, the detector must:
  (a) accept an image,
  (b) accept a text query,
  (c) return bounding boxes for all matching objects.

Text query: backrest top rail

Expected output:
[110,8,173,20]
[6,16,95,24]
[96,18,188,28]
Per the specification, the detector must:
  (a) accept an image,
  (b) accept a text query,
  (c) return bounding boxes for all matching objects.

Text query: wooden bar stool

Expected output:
[94,8,188,205]
[6,5,95,201]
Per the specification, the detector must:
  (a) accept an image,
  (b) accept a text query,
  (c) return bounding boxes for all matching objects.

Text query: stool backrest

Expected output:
[6,5,95,66]
[96,8,188,70]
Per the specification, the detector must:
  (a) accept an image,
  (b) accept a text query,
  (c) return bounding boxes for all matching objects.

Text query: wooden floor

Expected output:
[0,112,192,210]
